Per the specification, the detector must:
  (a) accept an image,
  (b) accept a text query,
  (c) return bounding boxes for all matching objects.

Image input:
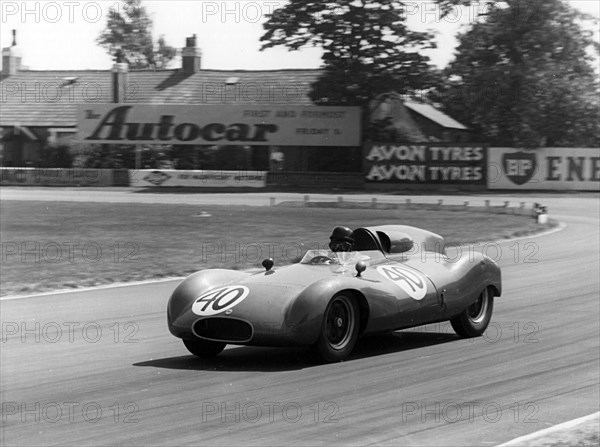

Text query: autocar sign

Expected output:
[77,104,361,147]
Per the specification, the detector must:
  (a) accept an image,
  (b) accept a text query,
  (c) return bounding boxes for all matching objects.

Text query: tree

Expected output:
[155,35,177,69]
[260,1,445,109]
[41,144,73,168]
[436,0,599,147]
[97,0,176,69]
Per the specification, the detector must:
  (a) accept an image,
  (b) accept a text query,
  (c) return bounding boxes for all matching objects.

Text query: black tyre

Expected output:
[312,293,360,362]
[183,338,226,358]
[450,287,494,338]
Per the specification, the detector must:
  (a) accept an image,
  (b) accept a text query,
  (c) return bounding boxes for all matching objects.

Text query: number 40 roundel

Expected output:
[192,286,250,316]
[376,265,428,301]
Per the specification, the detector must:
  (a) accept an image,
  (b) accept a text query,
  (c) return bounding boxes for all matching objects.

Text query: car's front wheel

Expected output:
[450,287,494,337]
[183,338,226,358]
[312,293,360,363]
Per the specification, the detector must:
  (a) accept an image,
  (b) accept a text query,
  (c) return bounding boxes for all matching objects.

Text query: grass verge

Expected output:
[0,200,556,296]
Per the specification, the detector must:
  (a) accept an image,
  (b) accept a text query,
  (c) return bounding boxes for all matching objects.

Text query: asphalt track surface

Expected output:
[1,189,599,446]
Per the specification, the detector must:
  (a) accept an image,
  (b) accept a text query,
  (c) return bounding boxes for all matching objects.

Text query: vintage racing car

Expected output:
[167,225,501,362]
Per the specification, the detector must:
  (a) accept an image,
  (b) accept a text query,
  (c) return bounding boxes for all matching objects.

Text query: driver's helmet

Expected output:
[329,226,355,252]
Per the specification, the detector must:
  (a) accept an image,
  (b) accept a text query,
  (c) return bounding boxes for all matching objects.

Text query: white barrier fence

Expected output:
[129,169,267,188]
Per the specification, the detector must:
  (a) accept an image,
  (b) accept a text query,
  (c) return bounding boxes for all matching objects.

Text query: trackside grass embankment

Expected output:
[0,200,556,296]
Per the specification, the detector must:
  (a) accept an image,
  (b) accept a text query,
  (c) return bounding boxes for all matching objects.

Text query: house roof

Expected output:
[1,68,468,136]
[369,96,425,142]
[0,68,320,126]
[404,101,468,130]
[0,70,112,126]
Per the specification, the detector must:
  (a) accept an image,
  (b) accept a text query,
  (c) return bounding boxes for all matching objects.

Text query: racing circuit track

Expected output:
[1,192,599,446]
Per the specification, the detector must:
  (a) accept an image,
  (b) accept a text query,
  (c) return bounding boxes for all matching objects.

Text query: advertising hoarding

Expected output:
[0,168,114,186]
[129,169,267,188]
[78,104,361,147]
[487,147,600,190]
[364,143,488,184]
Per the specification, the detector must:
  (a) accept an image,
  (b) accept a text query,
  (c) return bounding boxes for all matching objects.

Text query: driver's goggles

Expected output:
[329,240,353,252]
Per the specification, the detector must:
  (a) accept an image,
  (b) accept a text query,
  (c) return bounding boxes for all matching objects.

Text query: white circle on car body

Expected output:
[376,265,428,301]
[192,285,250,316]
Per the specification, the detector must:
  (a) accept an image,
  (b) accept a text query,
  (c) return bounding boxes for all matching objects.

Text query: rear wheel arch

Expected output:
[488,284,501,298]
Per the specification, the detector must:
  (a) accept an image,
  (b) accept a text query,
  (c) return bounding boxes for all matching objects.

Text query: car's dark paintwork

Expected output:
[168,225,501,349]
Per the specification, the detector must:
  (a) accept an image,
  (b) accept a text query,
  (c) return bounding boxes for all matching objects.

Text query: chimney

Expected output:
[182,34,201,74]
[112,59,129,103]
[2,30,23,77]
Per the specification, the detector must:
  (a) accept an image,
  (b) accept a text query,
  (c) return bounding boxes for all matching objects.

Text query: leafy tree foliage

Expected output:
[155,35,177,69]
[41,144,73,168]
[97,0,176,69]
[82,145,174,169]
[436,0,599,147]
[260,0,444,108]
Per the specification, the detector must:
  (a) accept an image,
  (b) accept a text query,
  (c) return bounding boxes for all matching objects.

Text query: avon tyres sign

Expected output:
[364,143,487,184]
[488,147,600,190]
[77,104,361,147]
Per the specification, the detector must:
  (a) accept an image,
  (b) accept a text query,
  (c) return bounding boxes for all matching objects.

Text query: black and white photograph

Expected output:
[1,1,599,445]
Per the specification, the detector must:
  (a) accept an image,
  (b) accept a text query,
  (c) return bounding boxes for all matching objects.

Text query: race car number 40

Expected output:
[377,265,427,301]
[192,286,250,316]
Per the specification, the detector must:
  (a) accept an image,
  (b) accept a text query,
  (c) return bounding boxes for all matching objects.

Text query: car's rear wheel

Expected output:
[312,293,360,362]
[183,338,226,358]
[450,287,494,337]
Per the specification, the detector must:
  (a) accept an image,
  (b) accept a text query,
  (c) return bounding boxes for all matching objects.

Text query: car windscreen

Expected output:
[300,249,384,265]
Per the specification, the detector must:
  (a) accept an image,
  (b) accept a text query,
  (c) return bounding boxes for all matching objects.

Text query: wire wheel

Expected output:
[312,293,360,362]
[450,287,494,338]
[325,296,356,350]
[466,288,490,325]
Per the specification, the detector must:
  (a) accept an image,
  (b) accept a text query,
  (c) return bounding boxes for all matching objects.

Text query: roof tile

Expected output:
[1,68,320,126]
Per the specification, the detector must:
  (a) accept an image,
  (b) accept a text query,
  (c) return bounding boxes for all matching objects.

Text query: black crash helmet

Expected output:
[329,226,355,243]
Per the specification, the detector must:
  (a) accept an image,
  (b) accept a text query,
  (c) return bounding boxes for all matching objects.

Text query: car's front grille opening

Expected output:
[193,317,253,343]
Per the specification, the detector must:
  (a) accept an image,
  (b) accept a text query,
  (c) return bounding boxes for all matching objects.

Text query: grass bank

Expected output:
[0,201,556,296]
